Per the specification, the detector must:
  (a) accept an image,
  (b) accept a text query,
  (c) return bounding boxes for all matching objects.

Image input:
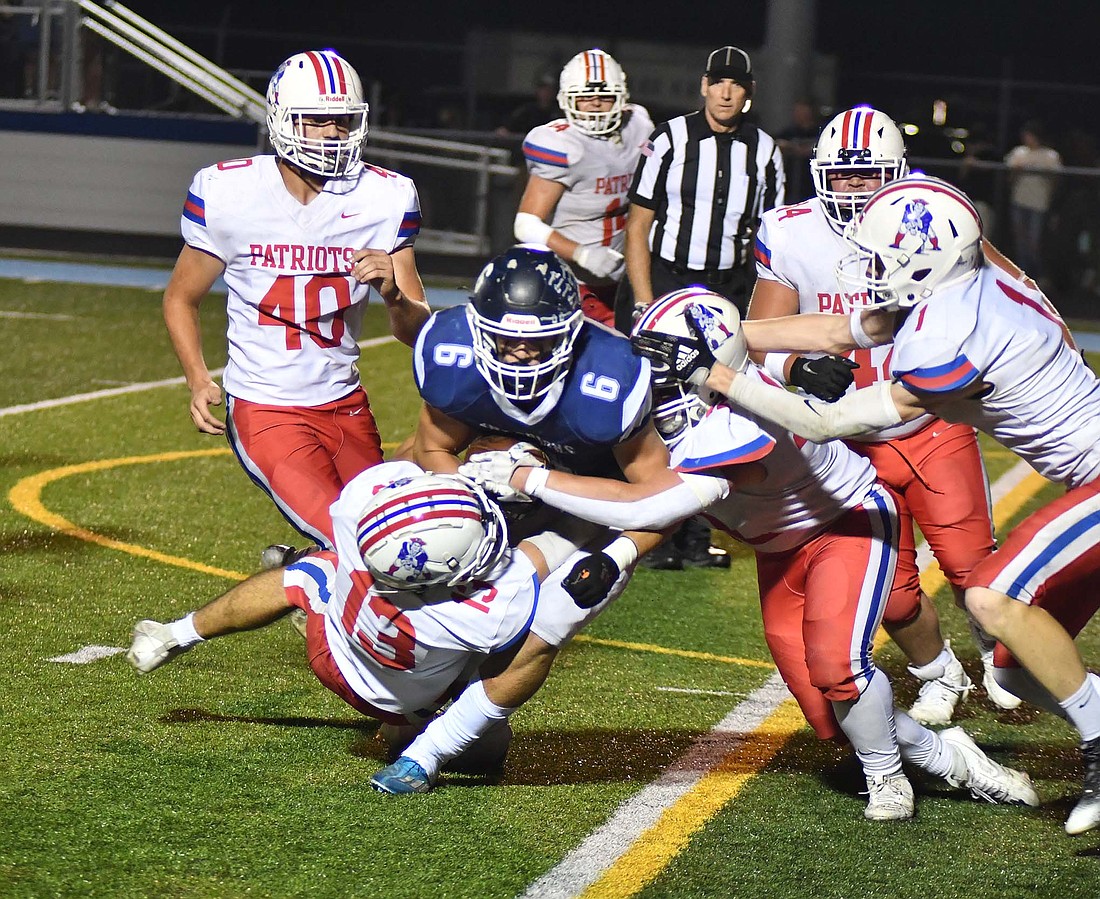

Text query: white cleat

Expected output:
[125,619,190,674]
[907,645,973,726]
[940,727,1039,806]
[981,651,1023,710]
[863,772,915,821]
[287,608,309,639]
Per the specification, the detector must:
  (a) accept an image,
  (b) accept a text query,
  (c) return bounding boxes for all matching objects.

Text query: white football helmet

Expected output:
[811,107,908,230]
[356,473,509,592]
[835,175,984,310]
[633,288,744,447]
[557,49,629,136]
[266,50,369,178]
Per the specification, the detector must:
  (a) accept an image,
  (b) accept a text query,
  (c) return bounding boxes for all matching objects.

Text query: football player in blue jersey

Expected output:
[370,245,673,792]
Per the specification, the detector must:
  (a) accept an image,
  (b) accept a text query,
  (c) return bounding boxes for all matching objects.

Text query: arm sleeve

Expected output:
[724,376,902,442]
[527,472,729,530]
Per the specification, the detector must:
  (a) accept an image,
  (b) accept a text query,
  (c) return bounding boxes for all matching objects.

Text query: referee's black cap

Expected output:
[705,46,753,85]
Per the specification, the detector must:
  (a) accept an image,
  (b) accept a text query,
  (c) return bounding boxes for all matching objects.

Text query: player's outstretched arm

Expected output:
[409,403,472,475]
[741,308,892,356]
[162,245,227,435]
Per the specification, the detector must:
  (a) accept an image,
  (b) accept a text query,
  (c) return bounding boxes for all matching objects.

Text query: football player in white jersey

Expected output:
[162,50,430,554]
[514,49,653,327]
[748,107,1012,717]
[126,461,618,787]
[633,175,1100,834]
[464,288,1038,820]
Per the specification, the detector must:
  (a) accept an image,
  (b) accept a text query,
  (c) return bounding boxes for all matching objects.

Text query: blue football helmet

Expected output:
[466,245,583,402]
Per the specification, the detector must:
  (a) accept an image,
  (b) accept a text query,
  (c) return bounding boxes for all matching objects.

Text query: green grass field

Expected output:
[1,275,1098,899]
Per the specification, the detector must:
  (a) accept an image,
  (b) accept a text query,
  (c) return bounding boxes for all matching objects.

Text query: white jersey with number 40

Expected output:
[522,106,653,281]
[755,197,928,440]
[181,155,421,406]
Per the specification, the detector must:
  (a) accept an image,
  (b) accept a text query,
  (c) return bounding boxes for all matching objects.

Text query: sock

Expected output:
[168,612,203,647]
[403,681,515,778]
[832,670,903,779]
[906,645,953,681]
[1059,673,1100,743]
[894,709,959,782]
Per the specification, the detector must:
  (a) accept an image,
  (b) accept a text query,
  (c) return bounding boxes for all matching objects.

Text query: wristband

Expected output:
[603,535,639,570]
[762,352,791,384]
[849,309,877,349]
[522,466,550,497]
[514,212,554,247]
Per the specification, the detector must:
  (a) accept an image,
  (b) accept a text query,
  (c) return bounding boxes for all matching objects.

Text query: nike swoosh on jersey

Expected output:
[341,212,360,219]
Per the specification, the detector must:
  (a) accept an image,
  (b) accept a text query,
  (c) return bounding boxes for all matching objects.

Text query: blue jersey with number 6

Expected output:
[413,306,652,478]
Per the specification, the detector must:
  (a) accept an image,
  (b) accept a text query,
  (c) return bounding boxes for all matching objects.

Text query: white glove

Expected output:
[573,245,625,280]
[457,441,547,502]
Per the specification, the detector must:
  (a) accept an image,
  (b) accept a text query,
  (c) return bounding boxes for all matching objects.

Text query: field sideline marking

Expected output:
[522,459,1048,899]
[0,335,395,419]
[9,448,1049,896]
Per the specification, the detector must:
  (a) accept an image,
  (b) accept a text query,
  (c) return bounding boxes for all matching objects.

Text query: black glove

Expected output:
[631,314,716,386]
[788,355,860,403]
[562,552,620,609]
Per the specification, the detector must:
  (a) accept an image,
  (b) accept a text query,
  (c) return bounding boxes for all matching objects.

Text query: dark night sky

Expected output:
[122,0,1100,86]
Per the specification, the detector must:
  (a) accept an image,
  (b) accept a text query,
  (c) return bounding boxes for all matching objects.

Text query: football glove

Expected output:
[457,442,546,502]
[574,245,625,280]
[562,551,620,609]
[788,355,859,402]
[632,314,717,387]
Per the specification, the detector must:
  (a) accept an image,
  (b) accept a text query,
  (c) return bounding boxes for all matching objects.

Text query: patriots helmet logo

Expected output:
[688,302,734,351]
[890,199,940,253]
[388,536,429,581]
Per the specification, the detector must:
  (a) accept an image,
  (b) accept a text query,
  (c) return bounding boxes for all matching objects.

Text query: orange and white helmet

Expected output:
[266,50,368,178]
[811,107,908,230]
[558,49,629,136]
[835,175,983,310]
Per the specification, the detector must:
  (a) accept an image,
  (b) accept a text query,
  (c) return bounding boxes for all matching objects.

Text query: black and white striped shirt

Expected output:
[629,111,785,272]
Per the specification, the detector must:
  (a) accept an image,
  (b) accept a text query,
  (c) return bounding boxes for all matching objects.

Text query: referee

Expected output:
[618,46,785,330]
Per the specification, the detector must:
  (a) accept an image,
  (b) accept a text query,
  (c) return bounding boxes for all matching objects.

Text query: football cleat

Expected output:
[863,772,915,821]
[1065,736,1100,835]
[286,608,309,639]
[370,757,434,795]
[980,651,1023,710]
[907,644,973,726]
[940,727,1039,806]
[126,620,190,674]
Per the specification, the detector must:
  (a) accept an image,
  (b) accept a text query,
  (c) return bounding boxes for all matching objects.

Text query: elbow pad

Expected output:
[514,212,554,246]
[725,376,901,442]
[527,471,728,530]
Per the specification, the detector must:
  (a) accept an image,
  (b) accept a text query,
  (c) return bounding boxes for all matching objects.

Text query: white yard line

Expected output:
[523,458,1039,899]
[0,335,395,418]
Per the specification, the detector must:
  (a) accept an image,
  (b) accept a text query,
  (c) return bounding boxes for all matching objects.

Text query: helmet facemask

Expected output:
[267,51,369,179]
[558,50,629,137]
[811,108,908,231]
[357,473,509,594]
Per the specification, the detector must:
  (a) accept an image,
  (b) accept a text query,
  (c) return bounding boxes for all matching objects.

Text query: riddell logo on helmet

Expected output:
[500,313,542,328]
[318,93,348,102]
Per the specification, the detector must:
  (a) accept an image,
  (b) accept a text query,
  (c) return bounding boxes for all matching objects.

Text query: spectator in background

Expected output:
[497,71,559,137]
[775,98,819,203]
[1005,120,1062,279]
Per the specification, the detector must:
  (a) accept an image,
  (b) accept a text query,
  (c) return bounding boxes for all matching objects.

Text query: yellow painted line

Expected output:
[573,635,775,669]
[8,449,251,582]
[577,466,1053,899]
[581,699,807,899]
